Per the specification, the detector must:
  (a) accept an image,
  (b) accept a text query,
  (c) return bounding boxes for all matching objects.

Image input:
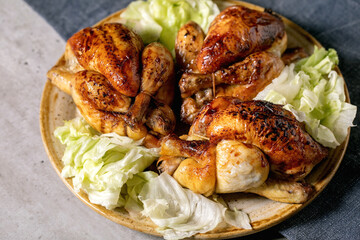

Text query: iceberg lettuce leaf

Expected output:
[255,47,356,148]
[54,118,159,210]
[139,173,251,239]
[119,0,219,55]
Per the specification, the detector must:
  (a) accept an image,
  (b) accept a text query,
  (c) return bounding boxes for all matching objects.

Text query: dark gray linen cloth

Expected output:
[25,0,360,239]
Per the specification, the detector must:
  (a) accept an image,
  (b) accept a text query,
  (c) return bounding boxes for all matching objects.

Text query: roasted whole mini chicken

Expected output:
[158,97,328,203]
[189,97,328,180]
[47,23,176,147]
[176,6,288,124]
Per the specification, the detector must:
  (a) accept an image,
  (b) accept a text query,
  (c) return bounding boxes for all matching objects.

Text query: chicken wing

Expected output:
[48,24,176,145]
[281,47,308,65]
[47,44,84,95]
[175,21,205,73]
[245,178,314,204]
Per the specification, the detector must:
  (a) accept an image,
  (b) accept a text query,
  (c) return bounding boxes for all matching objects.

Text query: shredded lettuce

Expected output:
[119,0,220,55]
[255,47,357,148]
[54,118,159,210]
[139,173,251,240]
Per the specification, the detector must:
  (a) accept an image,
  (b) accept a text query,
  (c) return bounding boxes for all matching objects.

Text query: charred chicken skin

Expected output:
[189,97,328,180]
[176,6,287,124]
[68,23,144,97]
[179,51,285,99]
[175,21,205,73]
[47,23,175,146]
[197,5,286,73]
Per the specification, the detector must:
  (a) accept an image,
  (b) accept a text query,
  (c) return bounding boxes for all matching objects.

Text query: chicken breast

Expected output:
[197,5,286,73]
[68,23,144,97]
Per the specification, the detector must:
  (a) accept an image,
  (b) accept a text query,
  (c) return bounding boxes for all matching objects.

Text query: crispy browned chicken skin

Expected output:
[189,97,328,180]
[197,5,286,73]
[158,133,314,203]
[176,6,287,124]
[68,23,143,97]
[180,51,284,99]
[175,21,205,73]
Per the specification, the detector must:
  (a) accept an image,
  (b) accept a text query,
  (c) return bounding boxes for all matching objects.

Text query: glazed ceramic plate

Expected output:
[39,0,351,239]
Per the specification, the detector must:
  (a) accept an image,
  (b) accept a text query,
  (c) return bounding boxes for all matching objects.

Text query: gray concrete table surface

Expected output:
[0,0,159,239]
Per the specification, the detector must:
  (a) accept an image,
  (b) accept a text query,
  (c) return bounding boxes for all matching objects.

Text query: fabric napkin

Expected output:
[24,0,360,239]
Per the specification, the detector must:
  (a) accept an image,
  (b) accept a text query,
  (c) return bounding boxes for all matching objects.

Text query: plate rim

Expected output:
[39,0,351,238]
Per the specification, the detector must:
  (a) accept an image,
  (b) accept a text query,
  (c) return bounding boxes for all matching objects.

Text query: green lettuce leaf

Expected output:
[121,171,158,214]
[139,173,251,240]
[55,119,252,238]
[54,118,159,210]
[255,47,356,148]
[119,0,220,55]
